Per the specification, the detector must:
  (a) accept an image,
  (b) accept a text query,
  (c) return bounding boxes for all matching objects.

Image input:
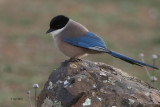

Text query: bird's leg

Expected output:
[69,57,82,62]
[61,57,82,66]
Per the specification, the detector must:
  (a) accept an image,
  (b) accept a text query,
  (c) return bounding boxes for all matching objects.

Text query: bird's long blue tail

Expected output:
[106,51,159,70]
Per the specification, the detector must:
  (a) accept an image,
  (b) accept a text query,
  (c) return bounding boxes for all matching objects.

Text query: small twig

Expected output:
[35,88,36,107]
[27,90,32,107]
[33,84,39,107]
[151,54,158,84]
[138,53,151,79]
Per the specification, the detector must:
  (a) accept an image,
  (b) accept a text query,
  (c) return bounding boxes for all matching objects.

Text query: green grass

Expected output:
[0,0,160,106]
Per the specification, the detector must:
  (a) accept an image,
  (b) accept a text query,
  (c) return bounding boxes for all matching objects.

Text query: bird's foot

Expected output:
[69,57,82,62]
[61,58,82,66]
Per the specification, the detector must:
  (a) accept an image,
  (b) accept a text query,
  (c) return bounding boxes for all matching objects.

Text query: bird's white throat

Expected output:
[51,27,65,37]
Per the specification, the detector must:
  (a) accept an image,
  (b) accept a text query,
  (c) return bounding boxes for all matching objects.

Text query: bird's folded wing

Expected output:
[62,32,107,52]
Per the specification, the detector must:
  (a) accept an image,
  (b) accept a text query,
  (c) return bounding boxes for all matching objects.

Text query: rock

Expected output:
[37,59,160,107]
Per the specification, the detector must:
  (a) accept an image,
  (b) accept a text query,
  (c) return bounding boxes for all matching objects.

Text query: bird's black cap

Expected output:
[46,15,69,34]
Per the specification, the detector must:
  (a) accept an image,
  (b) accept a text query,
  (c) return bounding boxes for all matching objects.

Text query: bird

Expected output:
[46,15,159,70]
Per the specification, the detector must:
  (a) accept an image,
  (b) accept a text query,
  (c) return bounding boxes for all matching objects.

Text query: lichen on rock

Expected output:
[37,59,160,107]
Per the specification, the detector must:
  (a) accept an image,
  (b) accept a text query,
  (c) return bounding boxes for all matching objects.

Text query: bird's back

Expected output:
[61,20,89,37]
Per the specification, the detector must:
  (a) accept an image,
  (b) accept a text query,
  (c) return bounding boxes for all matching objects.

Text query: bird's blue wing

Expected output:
[62,32,159,69]
[62,32,107,52]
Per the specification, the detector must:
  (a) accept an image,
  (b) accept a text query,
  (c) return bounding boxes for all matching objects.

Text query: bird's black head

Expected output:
[46,15,69,34]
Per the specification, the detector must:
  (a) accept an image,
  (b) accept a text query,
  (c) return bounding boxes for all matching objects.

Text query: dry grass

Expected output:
[0,0,160,106]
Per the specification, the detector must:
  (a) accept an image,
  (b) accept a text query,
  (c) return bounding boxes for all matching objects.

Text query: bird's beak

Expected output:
[46,29,54,34]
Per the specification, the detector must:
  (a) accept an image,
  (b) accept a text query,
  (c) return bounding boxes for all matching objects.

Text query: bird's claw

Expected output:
[69,57,82,62]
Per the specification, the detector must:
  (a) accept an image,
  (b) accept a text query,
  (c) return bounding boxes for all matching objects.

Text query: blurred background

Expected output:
[0,0,160,106]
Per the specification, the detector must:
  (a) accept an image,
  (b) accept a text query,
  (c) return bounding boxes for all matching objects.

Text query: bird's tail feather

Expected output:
[106,51,159,70]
